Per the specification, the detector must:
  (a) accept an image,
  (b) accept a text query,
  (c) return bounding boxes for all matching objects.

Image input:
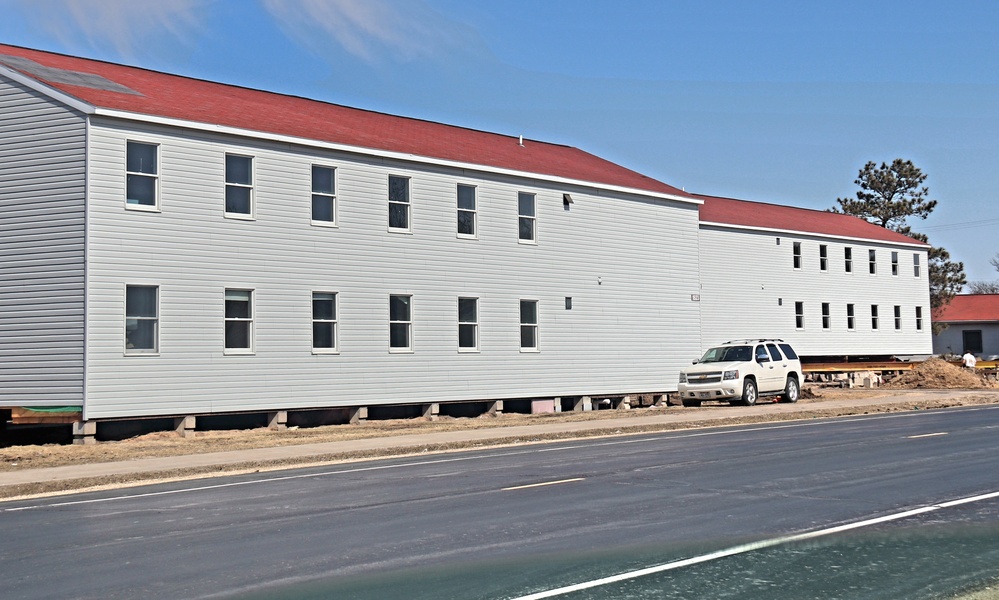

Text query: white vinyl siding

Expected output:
[0,76,87,407]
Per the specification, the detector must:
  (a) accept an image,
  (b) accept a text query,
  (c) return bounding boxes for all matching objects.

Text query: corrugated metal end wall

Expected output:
[0,75,87,406]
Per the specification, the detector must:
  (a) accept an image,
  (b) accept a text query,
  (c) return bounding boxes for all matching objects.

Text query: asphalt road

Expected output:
[2,405,999,599]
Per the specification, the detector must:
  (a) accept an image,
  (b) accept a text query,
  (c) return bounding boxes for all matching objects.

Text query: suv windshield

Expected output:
[699,345,752,363]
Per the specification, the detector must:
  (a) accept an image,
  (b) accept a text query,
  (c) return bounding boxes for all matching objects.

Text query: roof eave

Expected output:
[699,220,931,249]
[94,107,701,205]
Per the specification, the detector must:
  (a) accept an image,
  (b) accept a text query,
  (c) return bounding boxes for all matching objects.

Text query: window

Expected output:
[915,306,924,331]
[457,184,476,237]
[891,251,899,276]
[819,245,828,271]
[125,285,158,353]
[869,249,877,274]
[795,301,804,329]
[520,299,539,350]
[963,330,983,355]
[792,242,802,269]
[822,302,831,329]
[458,297,478,351]
[847,304,855,330]
[914,254,921,277]
[388,175,410,231]
[844,247,853,273]
[518,192,536,242]
[225,154,253,216]
[389,294,412,351]
[871,304,879,330]
[894,305,902,330]
[312,292,338,352]
[224,289,253,351]
[126,141,158,208]
[311,165,336,225]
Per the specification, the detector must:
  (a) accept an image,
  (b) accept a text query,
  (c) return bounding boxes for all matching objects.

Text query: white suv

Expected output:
[677,339,803,407]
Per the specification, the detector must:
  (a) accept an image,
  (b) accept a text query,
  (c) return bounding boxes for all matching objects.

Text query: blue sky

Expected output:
[2,0,998,283]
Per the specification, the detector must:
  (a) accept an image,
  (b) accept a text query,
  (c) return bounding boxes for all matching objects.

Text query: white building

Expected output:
[0,45,932,428]
[695,194,932,359]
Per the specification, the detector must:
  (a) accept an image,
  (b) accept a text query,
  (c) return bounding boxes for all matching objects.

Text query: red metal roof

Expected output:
[694,193,929,246]
[0,44,688,198]
[934,294,999,323]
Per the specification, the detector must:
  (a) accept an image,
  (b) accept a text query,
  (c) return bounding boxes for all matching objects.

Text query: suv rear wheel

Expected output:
[781,376,800,403]
[741,379,758,406]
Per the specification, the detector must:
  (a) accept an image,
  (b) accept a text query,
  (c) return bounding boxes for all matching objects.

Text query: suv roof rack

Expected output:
[722,338,785,345]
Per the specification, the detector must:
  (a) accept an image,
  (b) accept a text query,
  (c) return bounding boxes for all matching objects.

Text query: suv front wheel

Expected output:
[740,379,758,406]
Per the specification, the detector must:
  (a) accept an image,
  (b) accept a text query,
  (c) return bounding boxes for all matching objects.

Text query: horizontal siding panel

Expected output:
[0,75,86,407]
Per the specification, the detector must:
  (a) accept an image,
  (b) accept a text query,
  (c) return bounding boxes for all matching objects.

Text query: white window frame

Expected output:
[520,299,539,351]
[124,284,158,354]
[224,153,254,219]
[871,304,879,330]
[869,249,877,275]
[894,305,902,330]
[792,242,802,270]
[916,306,924,331]
[891,251,899,276]
[311,165,337,227]
[125,140,159,211]
[457,184,477,239]
[913,253,921,277]
[458,297,479,352]
[819,245,828,272]
[518,192,537,244]
[389,294,413,352]
[794,301,804,330]
[312,292,338,353]
[388,175,411,232]
[846,303,856,330]
[224,289,254,354]
[844,247,853,273]
[821,302,831,329]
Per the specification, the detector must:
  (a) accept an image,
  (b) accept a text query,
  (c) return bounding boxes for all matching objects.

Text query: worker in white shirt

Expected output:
[962,352,977,369]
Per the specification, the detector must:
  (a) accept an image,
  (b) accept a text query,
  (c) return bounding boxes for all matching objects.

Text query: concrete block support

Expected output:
[349,406,368,425]
[174,416,196,438]
[72,420,96,445]
[572,396,592,412]
[486,400,503,415]
[268,411,288,431]
[553,397,563,413]
[421,403,440,419]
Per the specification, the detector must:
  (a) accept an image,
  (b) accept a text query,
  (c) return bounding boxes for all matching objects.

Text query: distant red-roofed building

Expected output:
[932,294,999,358]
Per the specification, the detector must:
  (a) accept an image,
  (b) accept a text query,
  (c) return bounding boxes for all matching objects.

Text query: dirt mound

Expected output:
[884,358,992,389]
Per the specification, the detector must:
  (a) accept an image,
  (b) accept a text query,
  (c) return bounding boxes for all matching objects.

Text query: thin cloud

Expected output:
[6,0,204,57]
[261,0,475,64]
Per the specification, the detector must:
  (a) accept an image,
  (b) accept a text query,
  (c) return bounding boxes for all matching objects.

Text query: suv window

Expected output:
[755,345,770,362]
[700,345,751,362]
[778,343,798,360]
[766,343,783,361]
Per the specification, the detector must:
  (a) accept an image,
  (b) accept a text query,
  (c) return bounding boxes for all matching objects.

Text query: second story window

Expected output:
[793,242,802,269]
[311,165,336,225]
[126,141,158,209]
[891,251,899,276]
[819,245,828,272]
[388,175,410,231]
[914,253,921,277]
[518,192,536,242]
[869,249,877,275]
[457,184,476,237]
[225,154,253,217]
[844,247,853,273]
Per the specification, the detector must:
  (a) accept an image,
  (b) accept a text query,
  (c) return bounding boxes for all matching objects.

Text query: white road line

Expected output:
[907,432,949,438]
[503,478,584,491]
[506,489,999,600]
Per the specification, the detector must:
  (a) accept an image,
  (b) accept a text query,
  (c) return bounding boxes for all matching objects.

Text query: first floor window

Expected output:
[225,154,253,216]
[126,141,158,208]
[225,289,253,350]
[311,165,336,224]
[390,294,412,350]
[125,285,158,352]
[794,301,804,329]
[871,304,879,330]
[312,292,338,351]
[458,297,478,350]
[518,192,536,242]
[389,175,410,230]
[457,184,476,237]
[894,305,902,330]
[847,304,856,330]
[821,302,831,329]
[915,306,924,331]
[520,299,539,350]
